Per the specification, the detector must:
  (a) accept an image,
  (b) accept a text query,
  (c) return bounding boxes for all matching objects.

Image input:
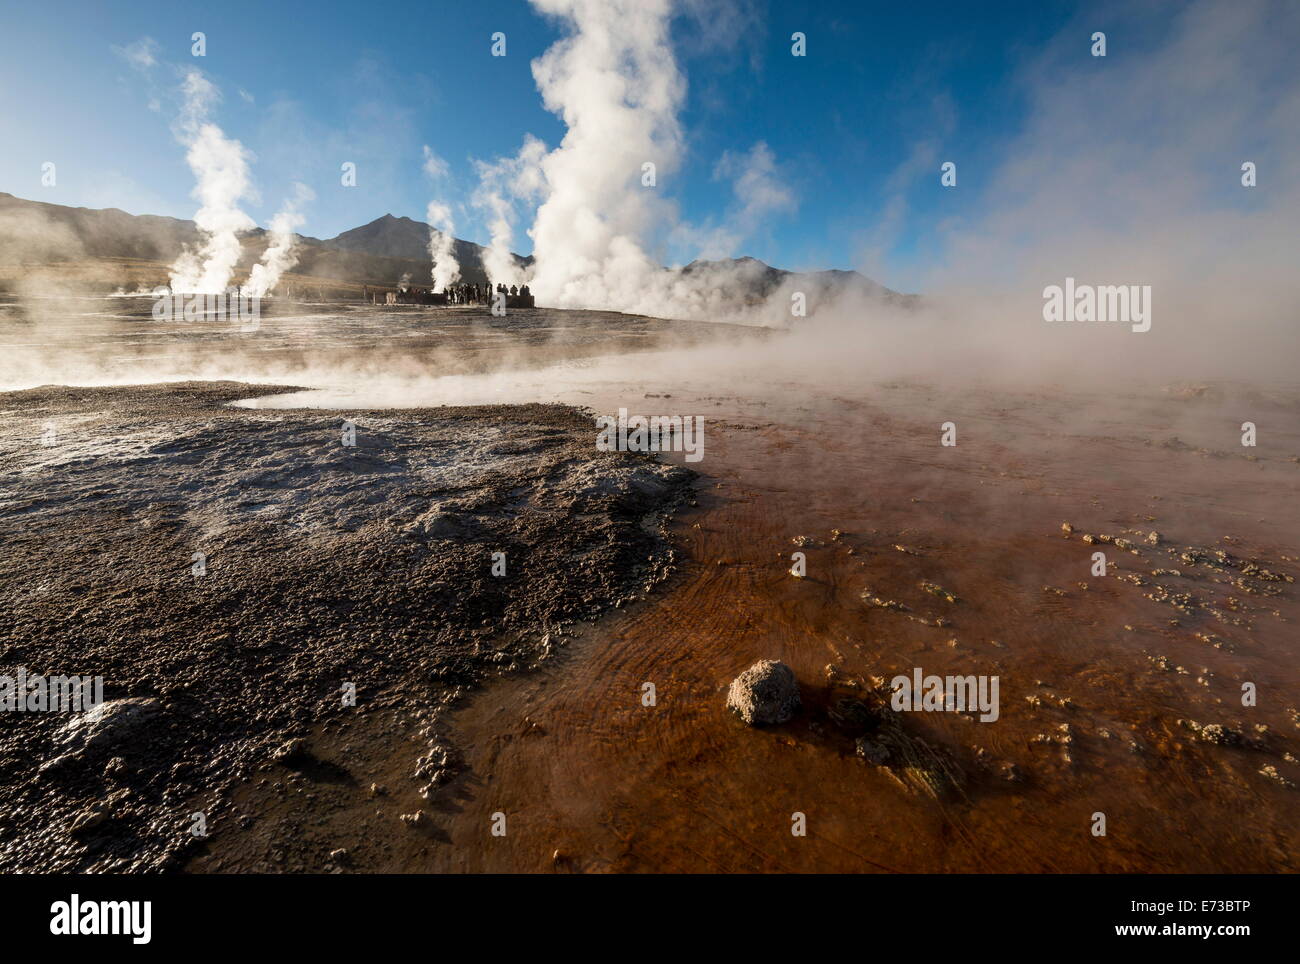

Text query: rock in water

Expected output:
[727,659,801,725]
[854,736,891,766]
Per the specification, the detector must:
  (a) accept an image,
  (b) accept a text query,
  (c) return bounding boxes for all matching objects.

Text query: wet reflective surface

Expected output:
[4,296,1297,872]
[427,382,1300,872]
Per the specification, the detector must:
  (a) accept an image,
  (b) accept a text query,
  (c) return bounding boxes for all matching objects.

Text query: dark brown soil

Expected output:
[0,381,693,871]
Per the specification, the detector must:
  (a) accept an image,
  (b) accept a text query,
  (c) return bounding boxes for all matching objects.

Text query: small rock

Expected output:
[726,659,801,725]
[271,738,308,763]
[68,803,109,835]
[1260,765,1295,788]
[60,697,163,756]
[854,736,891,766]
[1179,719,1241,745]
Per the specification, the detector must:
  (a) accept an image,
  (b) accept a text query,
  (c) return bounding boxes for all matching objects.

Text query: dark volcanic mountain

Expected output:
[325,213,432,260]
[321,213,532,282]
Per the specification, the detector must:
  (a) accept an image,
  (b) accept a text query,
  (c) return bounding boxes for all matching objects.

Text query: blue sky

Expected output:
[0,1,1183,289]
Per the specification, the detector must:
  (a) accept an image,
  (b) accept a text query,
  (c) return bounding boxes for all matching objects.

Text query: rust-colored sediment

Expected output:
[194,382,1300,873]
[430,390,1298,872]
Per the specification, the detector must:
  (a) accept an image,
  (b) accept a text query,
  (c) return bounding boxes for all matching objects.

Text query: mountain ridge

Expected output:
[0,192,908,303]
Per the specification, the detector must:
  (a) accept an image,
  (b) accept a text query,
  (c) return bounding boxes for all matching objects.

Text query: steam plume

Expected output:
[472,135,547,286]
[168,71,257,294]
[484,0,797,323]
[244,182,315,298]
[524,0,684,311]
[426,202,460,291]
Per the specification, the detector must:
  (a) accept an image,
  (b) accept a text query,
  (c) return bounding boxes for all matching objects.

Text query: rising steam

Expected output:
[168,71,314,296]
[470,0,803,323]
[524,0,684,312]
[472,135,547,286]
[426,202,460,292]
[244,182,315,298]
[168,71,257,294]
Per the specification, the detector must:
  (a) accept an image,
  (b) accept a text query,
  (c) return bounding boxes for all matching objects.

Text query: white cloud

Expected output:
[422,145,449,180]
[111,37,159,72]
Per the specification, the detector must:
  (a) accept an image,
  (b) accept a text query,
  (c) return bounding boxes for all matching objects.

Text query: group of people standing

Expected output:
[444,282,532,305]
